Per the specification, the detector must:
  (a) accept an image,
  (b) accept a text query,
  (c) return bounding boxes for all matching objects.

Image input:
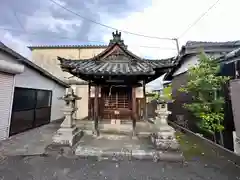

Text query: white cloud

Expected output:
[3,0,240,88]
[101,0,240,87]
[103,0,240,59]
[25,10,82,37]
[0,29,31,59]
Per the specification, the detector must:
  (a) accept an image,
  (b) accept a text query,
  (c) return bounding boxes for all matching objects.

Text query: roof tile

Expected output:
[28,44,108,50]
[59,57,174,76]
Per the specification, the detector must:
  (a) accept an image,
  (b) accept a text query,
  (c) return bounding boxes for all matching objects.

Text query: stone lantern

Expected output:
[150,97,179,150]
[53,87,82,146]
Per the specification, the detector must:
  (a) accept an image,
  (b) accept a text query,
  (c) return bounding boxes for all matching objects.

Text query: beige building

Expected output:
[28,45,107,120]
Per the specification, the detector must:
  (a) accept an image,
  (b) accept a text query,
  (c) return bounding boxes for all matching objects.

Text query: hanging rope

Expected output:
[109,85,112,96]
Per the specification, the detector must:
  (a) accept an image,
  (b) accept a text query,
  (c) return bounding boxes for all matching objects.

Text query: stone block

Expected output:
[154,138,180,150]
[52,126,82,146]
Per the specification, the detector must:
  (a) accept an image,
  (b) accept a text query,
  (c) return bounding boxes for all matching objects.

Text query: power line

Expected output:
[178,0,221,39]
[13,12,26,32]
[0,27,105,43]
[9,5,26,33]
[5,1,178,51]
[48,0,175,41]
[137,45,176,50]
[0,27,176,50]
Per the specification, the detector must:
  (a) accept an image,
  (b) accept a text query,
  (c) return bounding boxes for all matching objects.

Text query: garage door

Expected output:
[10,87,52,136]
[0,72,14,140]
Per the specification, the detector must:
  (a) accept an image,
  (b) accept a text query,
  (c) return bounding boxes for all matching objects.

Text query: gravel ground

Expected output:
[0,122,240,179]
[0,154,239,180]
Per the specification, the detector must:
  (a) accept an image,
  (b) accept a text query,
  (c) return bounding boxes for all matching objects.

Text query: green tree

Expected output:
[179,53,230,144]
[163,84,172,101]
[152,84,173,102]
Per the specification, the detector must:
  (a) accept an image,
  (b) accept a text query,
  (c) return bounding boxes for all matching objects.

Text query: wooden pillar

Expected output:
[88,83,91,119]
[132,87,137,136]
[93,85,100,136]
[143,81,147,120]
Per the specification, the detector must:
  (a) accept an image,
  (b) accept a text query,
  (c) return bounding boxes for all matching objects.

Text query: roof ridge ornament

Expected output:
[109,30,126,48]
[113,30,121,40]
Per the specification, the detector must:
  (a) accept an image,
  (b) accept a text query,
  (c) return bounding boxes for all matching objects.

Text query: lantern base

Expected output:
[53,126,82,146]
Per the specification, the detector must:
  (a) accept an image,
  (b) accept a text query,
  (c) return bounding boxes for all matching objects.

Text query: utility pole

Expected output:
[173,38,180,55]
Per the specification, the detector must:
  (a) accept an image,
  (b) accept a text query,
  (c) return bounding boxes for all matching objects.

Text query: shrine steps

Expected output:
[76,120,153,136]
[74,133,184,162]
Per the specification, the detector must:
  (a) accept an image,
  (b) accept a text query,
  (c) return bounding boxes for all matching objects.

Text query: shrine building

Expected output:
[58,31,175,135]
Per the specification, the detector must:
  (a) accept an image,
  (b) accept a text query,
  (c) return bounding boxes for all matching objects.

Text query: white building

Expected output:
[0,42,68,140]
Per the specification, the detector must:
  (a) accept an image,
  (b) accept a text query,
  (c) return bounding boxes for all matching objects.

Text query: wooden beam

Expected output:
[94,85,100,136]
[132,87,137,136]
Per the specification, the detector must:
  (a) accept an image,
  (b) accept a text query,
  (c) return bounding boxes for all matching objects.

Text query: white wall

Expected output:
[15,66,66,121]
[173,55,199,76]
[173,53,222,77]
[75,85,89,120]
[1,51,66,121]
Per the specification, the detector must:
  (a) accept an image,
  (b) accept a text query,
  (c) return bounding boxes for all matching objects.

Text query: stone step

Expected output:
[83,130,151,137]
[75,148,184,162]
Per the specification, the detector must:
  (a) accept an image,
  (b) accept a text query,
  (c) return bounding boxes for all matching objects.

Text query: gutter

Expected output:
[63,79,88,85]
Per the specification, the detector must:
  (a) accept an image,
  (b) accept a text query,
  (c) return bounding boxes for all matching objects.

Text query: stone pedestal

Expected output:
[53,126,80,146]
[151,103,179,150]
[53,107,81,146]
[52,88,82,146]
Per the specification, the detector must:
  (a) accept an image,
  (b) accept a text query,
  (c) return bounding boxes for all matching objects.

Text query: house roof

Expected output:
[0,42,69,87]
[220,47,240,64]
[164,40,240,81]
[185,41,240,48]
[28,44,108,50]
[58,31,175,82]
[180,40,240,56]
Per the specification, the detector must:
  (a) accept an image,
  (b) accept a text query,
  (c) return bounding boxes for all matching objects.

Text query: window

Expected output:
[36,90,52,108]
[12,88,36,111]
[10,87,52,136]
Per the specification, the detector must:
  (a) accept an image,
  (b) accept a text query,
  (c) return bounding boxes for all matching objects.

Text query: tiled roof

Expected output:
[28,44,108,50]
[224,47,240,60]
[58,57,175,76]
[164,40,240,81]
[219,47,240,63]
[180,41,240,56]
[58,31,175,77]
[185,41,240,48]
[0,41,69,87]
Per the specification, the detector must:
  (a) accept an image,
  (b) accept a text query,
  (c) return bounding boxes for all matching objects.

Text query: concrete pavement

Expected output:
[0,154,239,180]
[0,120,61,157]
[0,121,240,179]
